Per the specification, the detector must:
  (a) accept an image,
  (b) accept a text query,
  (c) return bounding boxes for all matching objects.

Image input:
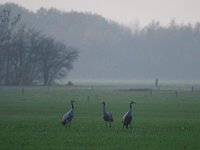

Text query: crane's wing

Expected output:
[122,112,132,124]
[62,110,74,123]
[122,112,128,121]
[103,112,114,122]
[107,112,114,121]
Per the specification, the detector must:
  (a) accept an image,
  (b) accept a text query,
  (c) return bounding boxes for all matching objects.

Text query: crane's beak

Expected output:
[71,100,75,103]
[131,101,136,104]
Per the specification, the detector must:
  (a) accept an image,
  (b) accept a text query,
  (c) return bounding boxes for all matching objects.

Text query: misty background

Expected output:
[1,3,200,82]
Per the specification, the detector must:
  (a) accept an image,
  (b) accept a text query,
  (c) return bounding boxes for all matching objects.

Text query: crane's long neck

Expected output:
[129,103,132,113]
[103,104,106,113]
[71,103,74,110]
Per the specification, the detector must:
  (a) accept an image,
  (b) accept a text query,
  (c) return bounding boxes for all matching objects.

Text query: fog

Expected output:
[1,0,200,27]
[1,3,200,85]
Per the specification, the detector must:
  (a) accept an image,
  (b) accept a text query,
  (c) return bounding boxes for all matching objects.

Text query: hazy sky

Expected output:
[1,0,200,27]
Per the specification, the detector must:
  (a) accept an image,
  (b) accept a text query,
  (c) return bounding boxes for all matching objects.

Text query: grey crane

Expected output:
[122,101,136,129]
[102,101,113,128]
[61,100,75,127]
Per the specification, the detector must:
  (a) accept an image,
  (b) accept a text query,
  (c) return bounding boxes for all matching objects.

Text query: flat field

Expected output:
[0,86,200,150]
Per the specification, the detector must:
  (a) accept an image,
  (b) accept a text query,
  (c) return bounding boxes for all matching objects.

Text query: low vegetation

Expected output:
[0,86,199,149]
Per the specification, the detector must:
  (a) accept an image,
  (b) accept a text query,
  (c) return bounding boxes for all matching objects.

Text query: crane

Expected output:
[61,100,75,127]
[102,101,113,128]
[122,101,136,129]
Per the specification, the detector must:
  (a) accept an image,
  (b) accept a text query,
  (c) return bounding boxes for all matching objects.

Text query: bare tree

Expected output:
[11,25,31,85]
[0,7,79,85]
[38,37,79,85]
[0,8,20,85]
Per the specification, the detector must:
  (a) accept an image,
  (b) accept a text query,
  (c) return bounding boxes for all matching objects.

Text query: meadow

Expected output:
[0,84,200,150]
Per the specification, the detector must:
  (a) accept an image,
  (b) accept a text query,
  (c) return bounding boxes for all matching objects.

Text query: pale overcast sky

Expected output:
[1,0,200,27]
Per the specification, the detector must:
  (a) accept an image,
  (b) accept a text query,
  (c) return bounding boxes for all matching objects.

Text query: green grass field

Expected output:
[0,86,200,150]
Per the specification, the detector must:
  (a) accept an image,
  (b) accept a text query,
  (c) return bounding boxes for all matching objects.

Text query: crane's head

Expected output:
[130,101,136,104]
[101,101,105,105]
[70,100,75,103]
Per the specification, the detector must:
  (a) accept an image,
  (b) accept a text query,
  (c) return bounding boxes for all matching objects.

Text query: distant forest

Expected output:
[1,3,200,82]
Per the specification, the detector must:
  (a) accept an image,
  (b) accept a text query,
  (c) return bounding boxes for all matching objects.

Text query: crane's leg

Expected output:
[109,122,111,128]
[129,123,131,130]
[125,124,128,129]
[130,122,133,130]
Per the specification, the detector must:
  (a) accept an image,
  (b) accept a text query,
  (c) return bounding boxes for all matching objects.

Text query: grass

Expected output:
[0,86,200,149]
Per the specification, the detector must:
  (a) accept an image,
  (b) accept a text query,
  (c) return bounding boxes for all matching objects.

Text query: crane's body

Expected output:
[102,101,113,128]
[122,101,135,129]
[61,100,75,127]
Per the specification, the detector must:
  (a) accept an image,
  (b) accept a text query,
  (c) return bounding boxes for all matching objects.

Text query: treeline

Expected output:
[29,7,200,79]
[127,20,200,79]
[0,9,79,86]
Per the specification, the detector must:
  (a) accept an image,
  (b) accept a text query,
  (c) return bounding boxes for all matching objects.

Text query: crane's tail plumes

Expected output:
[110,113,114,122]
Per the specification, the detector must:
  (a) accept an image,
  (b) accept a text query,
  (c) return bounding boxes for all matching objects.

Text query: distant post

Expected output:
[191,86,194,92]
[175,91,178,97]
[155,78,159,87]
[87,95,90,103]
